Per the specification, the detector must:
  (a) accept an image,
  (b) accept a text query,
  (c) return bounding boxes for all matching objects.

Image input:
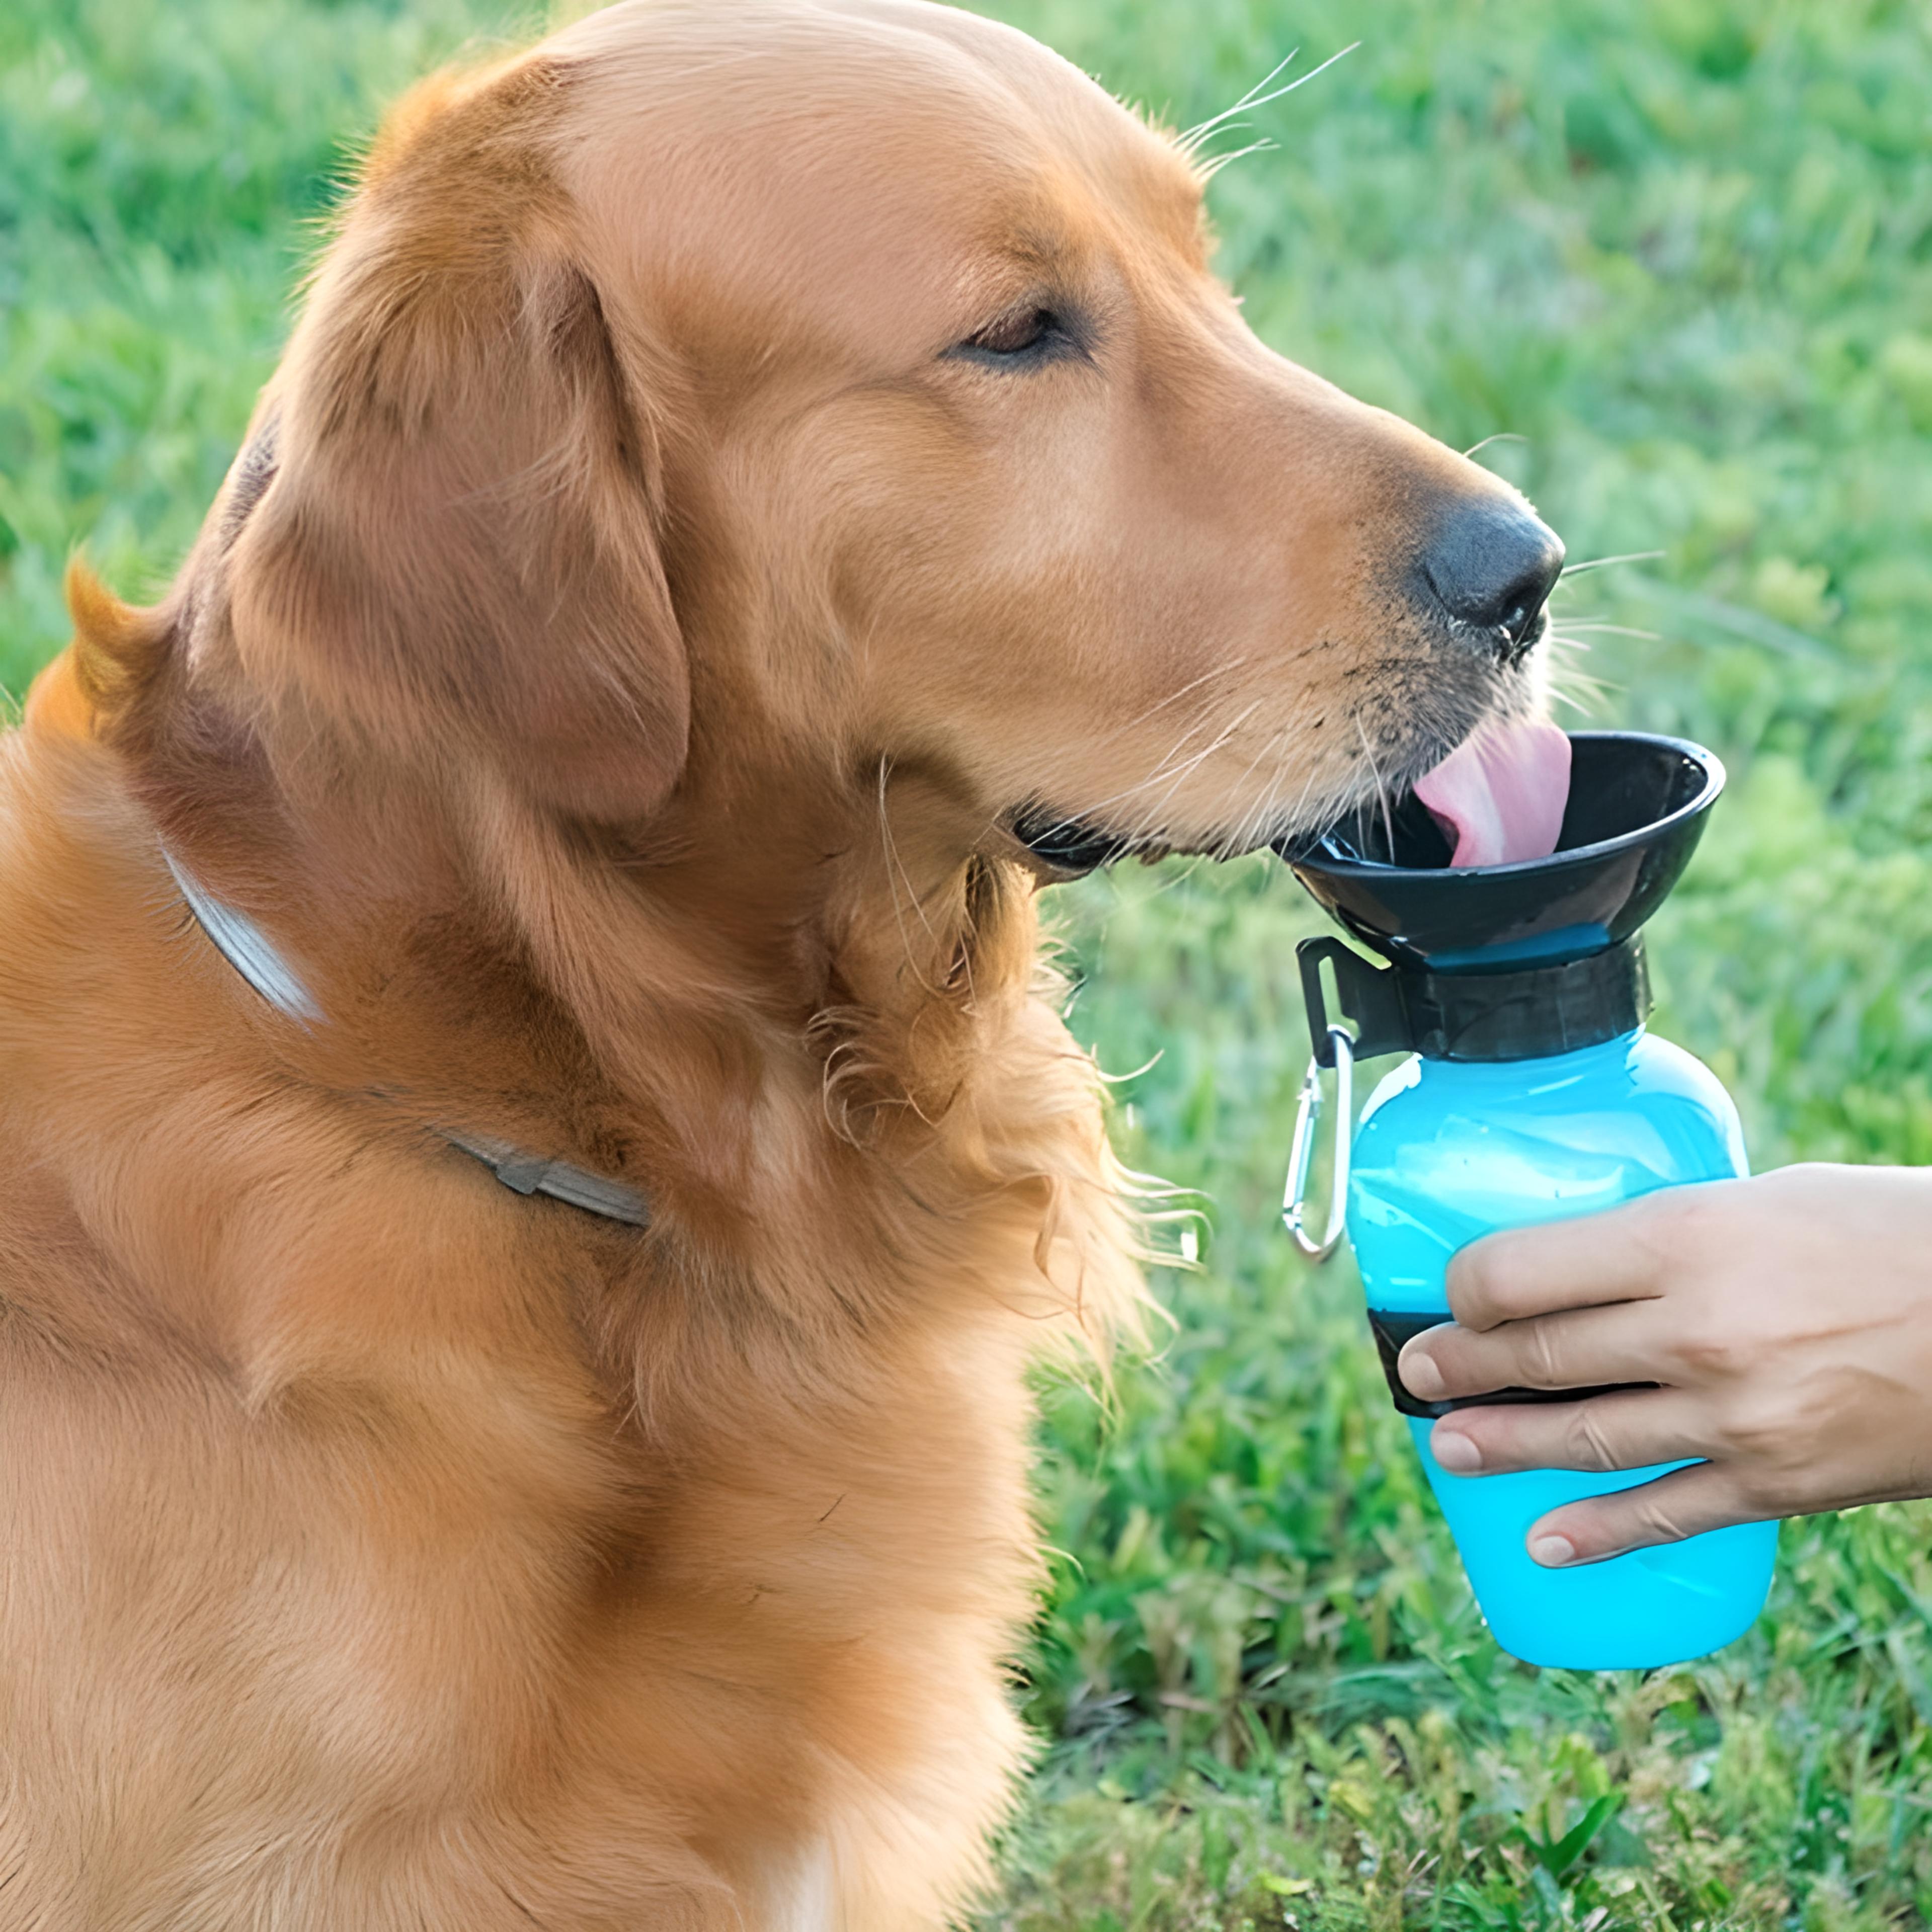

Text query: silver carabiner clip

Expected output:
[1281,1024,1354,1262]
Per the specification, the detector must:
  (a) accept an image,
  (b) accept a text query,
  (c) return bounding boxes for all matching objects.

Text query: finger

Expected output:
[1428,1388,1710,1478]
[1445,1182,1743,1330]
[1523,1461,1764,1566]
[1398,1301,1662,1402]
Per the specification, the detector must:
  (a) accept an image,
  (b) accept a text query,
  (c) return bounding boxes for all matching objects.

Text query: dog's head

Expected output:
[131,0,1557,896]
[556,0,1564,876]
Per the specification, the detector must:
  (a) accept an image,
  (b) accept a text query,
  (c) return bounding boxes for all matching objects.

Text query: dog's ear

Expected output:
[222,59,687,823]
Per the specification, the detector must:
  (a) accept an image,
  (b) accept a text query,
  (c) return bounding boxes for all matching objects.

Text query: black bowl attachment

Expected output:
[1284,732,1723,1064]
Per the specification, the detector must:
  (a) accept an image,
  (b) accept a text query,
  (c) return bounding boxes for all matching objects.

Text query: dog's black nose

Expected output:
[1423,504,1565,656]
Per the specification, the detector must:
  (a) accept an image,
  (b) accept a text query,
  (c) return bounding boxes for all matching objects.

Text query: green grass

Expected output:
[7,0,1932,1924]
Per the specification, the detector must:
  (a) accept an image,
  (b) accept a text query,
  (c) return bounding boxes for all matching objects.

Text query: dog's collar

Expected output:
[163,848,325,1026]
[161,845,650,1230]
[435,1131,651,1227]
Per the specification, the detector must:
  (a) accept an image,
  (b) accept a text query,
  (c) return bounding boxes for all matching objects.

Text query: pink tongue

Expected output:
[1413,720,1572,868]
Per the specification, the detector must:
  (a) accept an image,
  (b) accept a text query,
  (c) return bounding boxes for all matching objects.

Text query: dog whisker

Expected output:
[1549,622,1659,639]
[874,756,952,1001]
[1354,710,1397,857]
[1202,715,1294,858]
[1110,708,1253,818]
[1180,47,1302,146]
[1081,655,1255,750]
[1018,694,1258,850]
[1197,138,1278,181]
[1112,699,1266,848]
[1557,549,1664,578]
[1177,42,1359,157]
[973,661,1260,853]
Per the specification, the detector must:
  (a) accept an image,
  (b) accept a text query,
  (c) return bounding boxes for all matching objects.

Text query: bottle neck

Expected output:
[1299,934,1652,1066]
[1400,937,1651,1062]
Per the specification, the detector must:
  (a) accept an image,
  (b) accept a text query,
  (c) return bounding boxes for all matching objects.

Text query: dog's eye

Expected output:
[950,306,1080,366]
[971,307,1054,355]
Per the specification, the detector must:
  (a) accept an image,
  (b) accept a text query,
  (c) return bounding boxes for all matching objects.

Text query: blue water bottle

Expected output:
[1280,732,1778,1670]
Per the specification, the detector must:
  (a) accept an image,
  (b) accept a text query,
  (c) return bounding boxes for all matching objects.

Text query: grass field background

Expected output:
[5,1,1932,1924]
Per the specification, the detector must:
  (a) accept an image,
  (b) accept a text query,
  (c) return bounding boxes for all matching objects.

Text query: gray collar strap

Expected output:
[163,850,324,1026]
[163,845,649,1231]
[439,1132,650,1227]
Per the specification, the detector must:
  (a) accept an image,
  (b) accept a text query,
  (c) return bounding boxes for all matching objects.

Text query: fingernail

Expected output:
[1528,1534,1576,1568]
[1399,1349,1445,1399]
[1432,1429,1482,1473]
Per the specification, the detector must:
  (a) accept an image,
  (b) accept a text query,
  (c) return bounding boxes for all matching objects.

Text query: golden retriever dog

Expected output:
[0,1,1562,1923]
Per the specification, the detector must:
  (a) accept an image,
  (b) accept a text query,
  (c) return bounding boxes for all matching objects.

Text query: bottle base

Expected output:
[1408,1419,1778,1670]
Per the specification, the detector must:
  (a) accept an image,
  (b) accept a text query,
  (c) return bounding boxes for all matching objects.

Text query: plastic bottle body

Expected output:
[1348,1027,1778,1669]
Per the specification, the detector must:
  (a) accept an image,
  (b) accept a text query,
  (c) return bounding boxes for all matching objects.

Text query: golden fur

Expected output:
[0,3,1548,1923]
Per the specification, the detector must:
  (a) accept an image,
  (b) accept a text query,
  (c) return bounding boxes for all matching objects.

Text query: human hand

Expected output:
[1394,1164,1932,1567]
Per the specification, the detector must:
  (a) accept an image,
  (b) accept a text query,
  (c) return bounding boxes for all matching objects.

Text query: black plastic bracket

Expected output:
[1297,937,1413,1066]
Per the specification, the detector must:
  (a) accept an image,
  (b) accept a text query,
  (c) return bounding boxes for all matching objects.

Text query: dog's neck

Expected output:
[46,625,1044,1268]
[20,626,1144,1414]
